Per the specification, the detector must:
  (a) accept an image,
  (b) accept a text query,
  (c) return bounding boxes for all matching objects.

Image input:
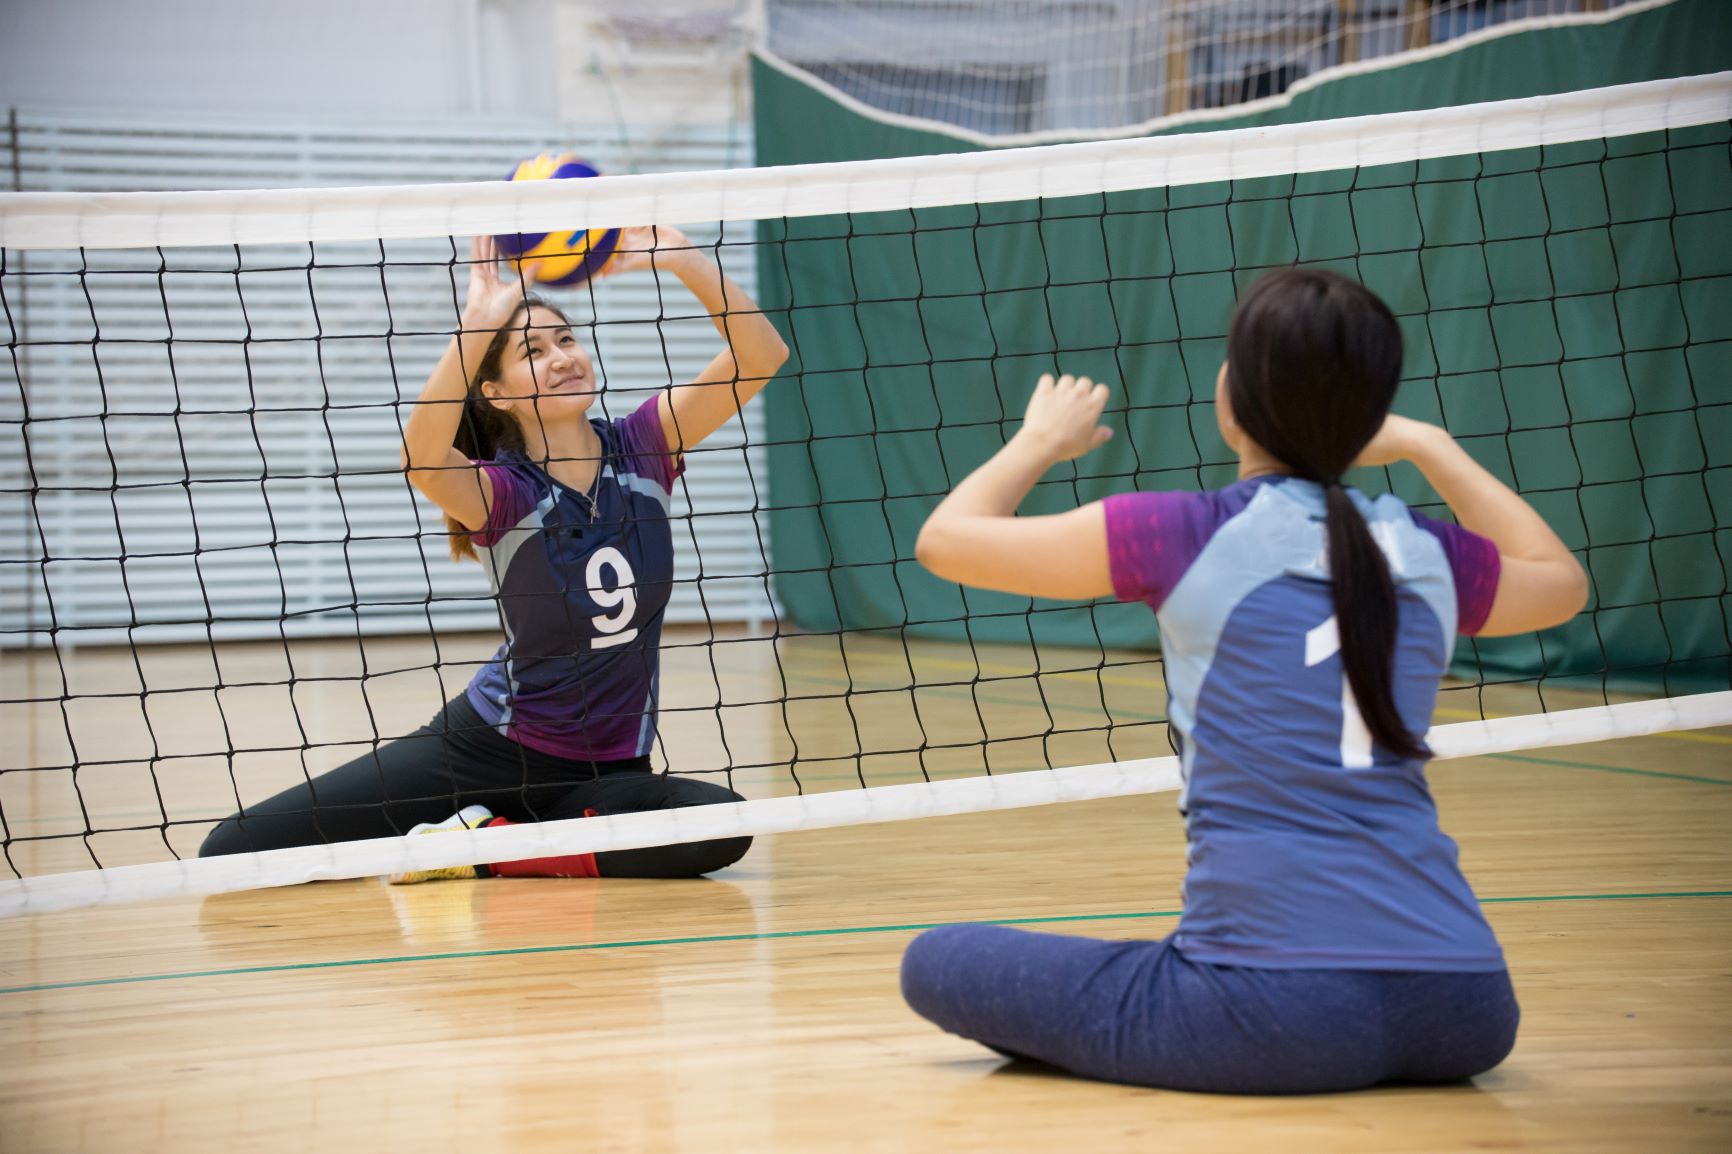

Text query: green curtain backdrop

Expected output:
[753,0,1732,693]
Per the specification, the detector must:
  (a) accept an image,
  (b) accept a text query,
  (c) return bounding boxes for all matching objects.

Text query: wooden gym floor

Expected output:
[1,628,1729,1153]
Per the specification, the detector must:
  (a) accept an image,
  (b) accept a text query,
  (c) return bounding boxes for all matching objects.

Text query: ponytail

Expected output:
[444,515,476,563]
[1323,482,1429,760]
[1225,267,1429,762]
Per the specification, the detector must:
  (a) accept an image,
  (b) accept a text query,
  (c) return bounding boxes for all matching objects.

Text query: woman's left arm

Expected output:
[915,373,1117,601]
[603,225,789,455]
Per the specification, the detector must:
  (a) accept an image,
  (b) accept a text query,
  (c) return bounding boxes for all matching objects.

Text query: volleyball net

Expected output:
[3,73,1730,915]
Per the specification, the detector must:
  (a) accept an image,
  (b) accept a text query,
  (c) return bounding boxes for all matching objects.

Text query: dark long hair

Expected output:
[446,294,567,562]
[1225,267,1428,760]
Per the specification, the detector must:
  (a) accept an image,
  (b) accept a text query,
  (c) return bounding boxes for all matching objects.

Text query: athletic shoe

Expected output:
[387,804,496,884]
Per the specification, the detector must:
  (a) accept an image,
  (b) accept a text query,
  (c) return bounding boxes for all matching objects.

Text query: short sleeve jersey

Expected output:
[464,397,682,762]
[1104,475,1506,972]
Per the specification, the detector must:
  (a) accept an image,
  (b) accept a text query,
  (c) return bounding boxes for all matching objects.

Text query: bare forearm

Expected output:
[402,327,491,469]
[916,374,1116,599]
[934,434,1052,522]
[917,434,1055,583]
[1409,426,1572,564]
[668,250,788,380]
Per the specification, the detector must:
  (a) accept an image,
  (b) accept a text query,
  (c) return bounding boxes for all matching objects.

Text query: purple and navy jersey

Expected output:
[1105,475,1506,972]
[464,397,681,762]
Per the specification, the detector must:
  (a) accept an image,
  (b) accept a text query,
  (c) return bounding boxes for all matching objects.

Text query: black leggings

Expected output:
[199,693,751,878]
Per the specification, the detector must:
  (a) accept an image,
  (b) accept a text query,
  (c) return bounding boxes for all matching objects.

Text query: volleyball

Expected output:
[496,153,620,287]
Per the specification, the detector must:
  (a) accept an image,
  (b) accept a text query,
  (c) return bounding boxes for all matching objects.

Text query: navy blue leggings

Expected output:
[901,924,1519,1094]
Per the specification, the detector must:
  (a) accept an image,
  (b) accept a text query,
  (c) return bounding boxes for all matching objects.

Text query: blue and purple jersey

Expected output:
[1105,475,1505,972]
[464,397,681,762]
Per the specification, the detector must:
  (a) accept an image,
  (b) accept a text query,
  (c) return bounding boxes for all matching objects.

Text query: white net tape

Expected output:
[4,693,1727,917]
[3,74,1727,252]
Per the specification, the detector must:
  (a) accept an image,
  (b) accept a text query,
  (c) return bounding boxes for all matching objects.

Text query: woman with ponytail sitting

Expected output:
[901,267,1587,1093]
[201,227,787,881]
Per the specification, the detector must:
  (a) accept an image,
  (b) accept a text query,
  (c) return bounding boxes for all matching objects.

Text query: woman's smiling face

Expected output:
[482,305,597,428]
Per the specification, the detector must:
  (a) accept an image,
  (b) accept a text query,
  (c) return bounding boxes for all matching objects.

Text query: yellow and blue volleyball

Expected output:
[496,154,620,287]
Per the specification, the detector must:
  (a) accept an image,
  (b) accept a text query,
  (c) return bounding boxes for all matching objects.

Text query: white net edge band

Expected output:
[5,691,1727,918]
[1,73,1727,252]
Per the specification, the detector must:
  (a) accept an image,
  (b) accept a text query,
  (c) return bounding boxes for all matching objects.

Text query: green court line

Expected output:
[1484,752,1731,787]
[3,889,1728,998]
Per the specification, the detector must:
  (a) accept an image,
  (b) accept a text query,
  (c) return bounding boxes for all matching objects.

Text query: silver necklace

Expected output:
[583,452,603,523]
[537,435,604,524]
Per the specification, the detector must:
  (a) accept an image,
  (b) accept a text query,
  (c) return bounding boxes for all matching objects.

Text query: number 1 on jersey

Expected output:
[1304,615,1374,769]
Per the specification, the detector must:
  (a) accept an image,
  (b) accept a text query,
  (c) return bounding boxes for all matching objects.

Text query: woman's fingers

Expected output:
[1030,374,1107,413]
[1055,376,1105,411]
[474,237,502,287]
[1021,371,1113,461]
[1046,374,1102,402]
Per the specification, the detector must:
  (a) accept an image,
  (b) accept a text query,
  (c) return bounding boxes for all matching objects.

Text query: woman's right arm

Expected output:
[399,237,524,530]
[1358,416,1589,636]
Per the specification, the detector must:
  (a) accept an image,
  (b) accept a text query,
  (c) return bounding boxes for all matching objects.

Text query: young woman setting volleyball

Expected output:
[202,225,787,882]
[902,267,1588,1093]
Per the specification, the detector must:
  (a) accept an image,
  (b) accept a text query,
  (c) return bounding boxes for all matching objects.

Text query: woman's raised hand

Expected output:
[595,224,695,279]
[1016,373,1114,463]
[462,235,536,330]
